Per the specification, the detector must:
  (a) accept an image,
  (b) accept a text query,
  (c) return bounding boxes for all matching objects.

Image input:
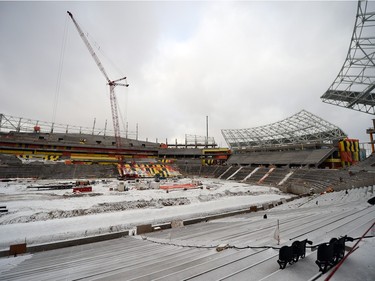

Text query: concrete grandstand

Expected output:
[221,109,348,168]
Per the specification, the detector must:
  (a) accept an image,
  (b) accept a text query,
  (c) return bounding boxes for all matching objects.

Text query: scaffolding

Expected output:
[165,134,217,148]
[221,110,347,150]
[0,113,137,139]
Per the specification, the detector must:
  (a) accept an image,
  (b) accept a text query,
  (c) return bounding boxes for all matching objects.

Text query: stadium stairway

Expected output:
[218,166,234,179]
[243,167,269,184]
[276,186,374,210]
[261,168,291,186]
[176,163,375,196]
[231,166,256,181]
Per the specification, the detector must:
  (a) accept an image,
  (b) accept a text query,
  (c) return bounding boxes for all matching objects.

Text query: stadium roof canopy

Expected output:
[321,0,375,114]
[221,110,347,150]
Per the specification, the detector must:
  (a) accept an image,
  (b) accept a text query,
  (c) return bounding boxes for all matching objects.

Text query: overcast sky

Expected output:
[0,1,373,148]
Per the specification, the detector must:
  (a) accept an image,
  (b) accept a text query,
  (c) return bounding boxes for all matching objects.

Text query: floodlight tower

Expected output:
[67,11,128,148]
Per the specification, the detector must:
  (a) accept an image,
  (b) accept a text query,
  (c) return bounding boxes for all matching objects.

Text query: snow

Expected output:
[0,177,374,280]
[0,254,32,274]
[0,177,291,249]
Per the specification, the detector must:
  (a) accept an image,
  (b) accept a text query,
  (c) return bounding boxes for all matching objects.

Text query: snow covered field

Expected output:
[0,177,291,249]
[0,178,374,280]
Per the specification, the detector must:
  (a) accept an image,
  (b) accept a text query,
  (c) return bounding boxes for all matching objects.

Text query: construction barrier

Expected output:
[73,186,92,193]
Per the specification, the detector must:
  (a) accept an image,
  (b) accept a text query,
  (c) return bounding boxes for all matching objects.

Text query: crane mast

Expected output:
[67,11,128,149]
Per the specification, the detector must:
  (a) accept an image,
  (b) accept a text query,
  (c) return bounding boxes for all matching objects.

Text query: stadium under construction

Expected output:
[0,107,374,195]
[1,2,375,280]
[1,0,375,195]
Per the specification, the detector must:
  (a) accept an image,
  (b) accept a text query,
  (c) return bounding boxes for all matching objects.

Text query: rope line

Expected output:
[141,235,375,251]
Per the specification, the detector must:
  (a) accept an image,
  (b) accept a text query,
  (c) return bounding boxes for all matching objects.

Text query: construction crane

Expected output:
[67,11,128,149]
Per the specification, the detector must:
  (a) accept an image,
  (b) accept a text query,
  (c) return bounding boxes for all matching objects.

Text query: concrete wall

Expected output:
[0,163,118,179]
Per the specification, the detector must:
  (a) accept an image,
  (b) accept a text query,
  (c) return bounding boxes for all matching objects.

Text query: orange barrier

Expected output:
[159,183,199,190]
[73,186,92,193]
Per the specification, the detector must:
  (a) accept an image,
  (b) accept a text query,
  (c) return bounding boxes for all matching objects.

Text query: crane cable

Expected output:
[71,17,129,137]
[89,30,130,139]
[61,11,129,135]
[100,50,129,139]
[52,14,69,124]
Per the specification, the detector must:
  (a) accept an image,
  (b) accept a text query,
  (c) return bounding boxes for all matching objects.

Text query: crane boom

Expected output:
[67,11,129,149]
[67,11,111,83]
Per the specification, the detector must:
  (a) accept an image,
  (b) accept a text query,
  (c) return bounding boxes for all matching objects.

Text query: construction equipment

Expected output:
[67,11,128,149]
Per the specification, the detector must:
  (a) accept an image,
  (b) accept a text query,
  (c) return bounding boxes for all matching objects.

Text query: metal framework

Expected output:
[0,113,137,138]
[185,134,216,147]
[321,0,375,114]
[221,110,347,150]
